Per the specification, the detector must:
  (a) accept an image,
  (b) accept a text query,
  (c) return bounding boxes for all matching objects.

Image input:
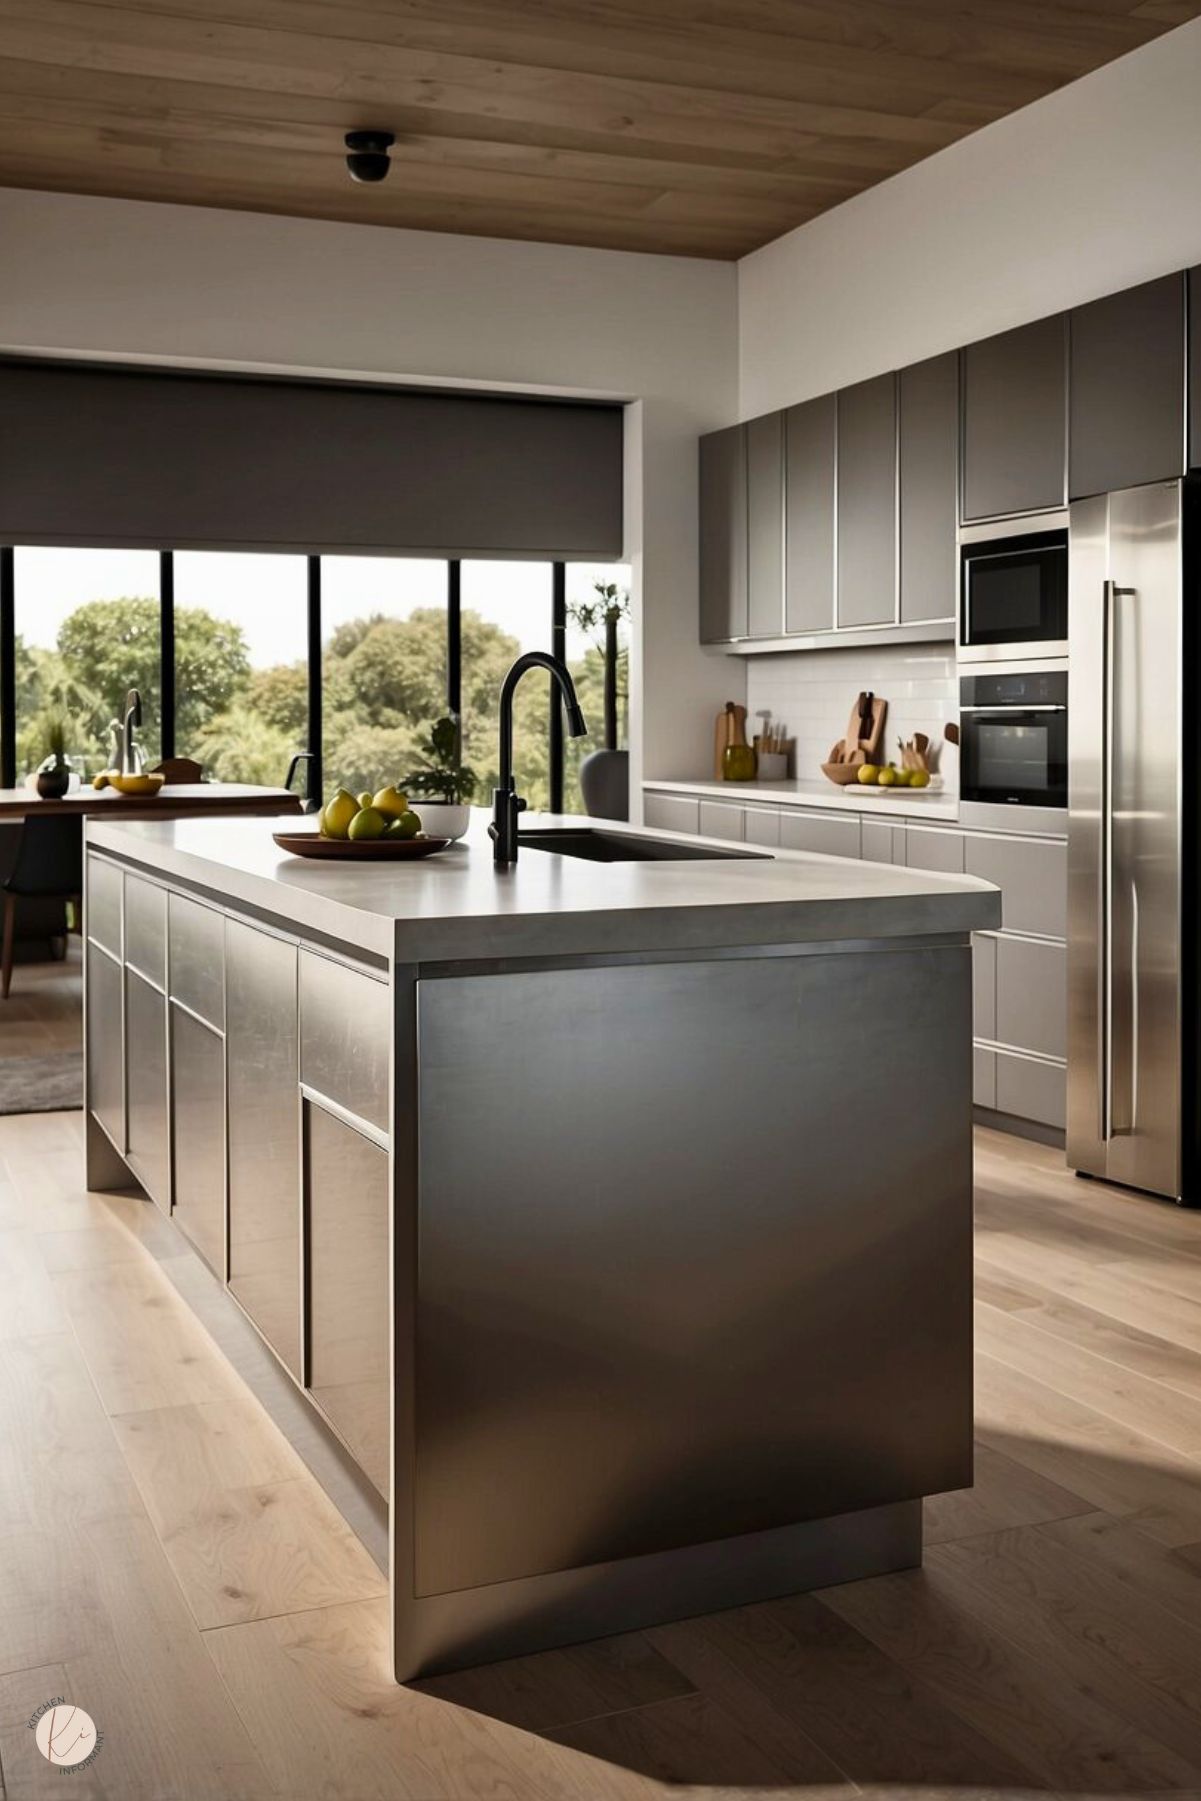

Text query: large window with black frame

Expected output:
[0,549,631,816]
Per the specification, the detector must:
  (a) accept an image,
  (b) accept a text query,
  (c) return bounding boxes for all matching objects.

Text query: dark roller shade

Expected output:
[0,362,623,558]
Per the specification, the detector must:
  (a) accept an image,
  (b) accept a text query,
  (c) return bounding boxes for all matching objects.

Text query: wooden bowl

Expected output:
[107,772,166,796]
[273,831,452,861]
[820,762,866,787]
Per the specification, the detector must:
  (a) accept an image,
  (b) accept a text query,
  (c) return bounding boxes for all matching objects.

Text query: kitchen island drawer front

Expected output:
[973,1047,997,1110]
[86,856,122,957]
[414,948,972,1597]
[125,965,169,1211]
[995,1050,1066,1130]
[306,1103,389,1495]
[299,950,390,1136]
[171,1003,226,1278]
[226,920,302,1379]
[861,820,903,865]
[778,811,860,859]
[124,872,166,988]
[169,892,225,1029]
[996,935,1066,1061]
[643,792,699,836]
[87,940,124,1150]
[698,799,745,842]
[905,828,964,875]
[965,835,1066,940]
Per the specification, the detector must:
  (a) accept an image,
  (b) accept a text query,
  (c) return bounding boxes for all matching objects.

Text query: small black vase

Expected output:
[36,762,70,800]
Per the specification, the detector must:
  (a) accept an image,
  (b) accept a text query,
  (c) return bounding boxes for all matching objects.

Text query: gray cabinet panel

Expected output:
[743,806,780,848]
[226,920,301,1379]
[962,316,1067,521]
[1070,274,1185,500]
[746,412,784,638]
[778,811,860,859]
[171,1004,225,1277]
[861,819,902,865]
[995,1051,1066,1131]
[415,950,972,1595]
[698,799,745,842]
[973,1047,997,1110]
[87,941,124,1151]
[996,935,1066,1061]
[905,828,964,874]
[899,353,958,624]
[699,424,747,643]
[964,835,1066,939]
[168,892,224,1029]
[972,934,997,1042]
[299,951,390,1136]
[837,375,897,628]
[1190,267,1201,470]
[125,966,169,1211]
[86,857,122,958]
[785,394,836,634]
[124,873,166,989]
[643,792,700,835]
[307,1104,389,1495]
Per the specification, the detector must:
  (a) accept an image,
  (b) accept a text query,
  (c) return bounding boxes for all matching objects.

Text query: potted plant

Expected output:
[398,714,477,841]
[569,580,630,820]
[35,712,71,800]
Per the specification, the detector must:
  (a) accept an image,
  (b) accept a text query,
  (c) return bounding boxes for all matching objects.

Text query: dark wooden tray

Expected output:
[273,831,453,861]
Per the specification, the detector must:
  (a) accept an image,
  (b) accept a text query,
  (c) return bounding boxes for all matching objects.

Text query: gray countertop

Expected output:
[87,808,1000,963]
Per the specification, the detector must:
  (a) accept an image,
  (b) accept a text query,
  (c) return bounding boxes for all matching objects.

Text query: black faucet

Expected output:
[490,652,588,865]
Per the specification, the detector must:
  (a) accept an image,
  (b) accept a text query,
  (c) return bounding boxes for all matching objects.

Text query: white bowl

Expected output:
[411,802,471,841]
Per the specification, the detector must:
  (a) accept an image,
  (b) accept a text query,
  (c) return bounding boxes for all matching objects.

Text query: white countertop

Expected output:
[645,776,961,823]
[87,808,999,962]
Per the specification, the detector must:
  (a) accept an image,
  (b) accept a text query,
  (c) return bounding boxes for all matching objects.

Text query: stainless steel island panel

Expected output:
[413,943,973,1600]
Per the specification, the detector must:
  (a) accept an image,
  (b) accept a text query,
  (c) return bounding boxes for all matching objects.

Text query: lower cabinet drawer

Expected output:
[643,792,700,835]
[973,1046,997,1110]
[996,935,1066,1061]
[299,950,390,1136]
[125,967,169,1211]
[905,828,965,874]
[994,1050,1066,1131]
[87,941,124,1151]
[698,799,746,842]
[972,935,997,1041]
[171,1003,226,1277]
[743,806,781,848]
[778,811,860,859]
[862,820,903,865]
[965,834,1067,939]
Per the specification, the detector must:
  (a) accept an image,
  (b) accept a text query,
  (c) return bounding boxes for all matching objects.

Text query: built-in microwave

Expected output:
[959,514,1068,663]
[959,668,1067,824]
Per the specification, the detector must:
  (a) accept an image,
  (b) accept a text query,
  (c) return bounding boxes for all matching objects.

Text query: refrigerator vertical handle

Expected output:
[1098,579,1114,1142]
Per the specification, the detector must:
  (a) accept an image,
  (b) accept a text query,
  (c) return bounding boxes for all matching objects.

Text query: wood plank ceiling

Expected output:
[0,0,1197,260]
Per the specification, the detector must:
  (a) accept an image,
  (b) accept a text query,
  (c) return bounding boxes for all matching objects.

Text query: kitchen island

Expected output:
[82,809,999,1679]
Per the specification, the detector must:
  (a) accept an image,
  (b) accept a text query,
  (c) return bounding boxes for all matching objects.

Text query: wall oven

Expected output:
[960,514,1068,663]
[959,668,1067,830]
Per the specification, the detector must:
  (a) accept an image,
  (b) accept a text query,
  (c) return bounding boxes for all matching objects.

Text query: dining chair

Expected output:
[150,757,204,783]
[1,815,83,999]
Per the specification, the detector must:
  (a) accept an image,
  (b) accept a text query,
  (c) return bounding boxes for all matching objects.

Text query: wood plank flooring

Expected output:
[3,990,1201,1796]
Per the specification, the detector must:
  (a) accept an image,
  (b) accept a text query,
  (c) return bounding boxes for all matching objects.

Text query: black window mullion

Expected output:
[447,560,461,720]
[159,549,175,761]
[0,548,14,789]
[550,561,566,814]
[307,556,322,806]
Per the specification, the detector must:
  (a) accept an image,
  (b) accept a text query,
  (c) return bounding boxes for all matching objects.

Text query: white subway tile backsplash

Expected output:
[746,643,959,791]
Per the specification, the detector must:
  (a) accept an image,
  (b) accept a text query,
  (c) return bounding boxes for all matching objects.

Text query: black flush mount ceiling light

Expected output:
[344,130,395,184]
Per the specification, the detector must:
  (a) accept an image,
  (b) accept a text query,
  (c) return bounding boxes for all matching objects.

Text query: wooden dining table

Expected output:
[0,783,304,821]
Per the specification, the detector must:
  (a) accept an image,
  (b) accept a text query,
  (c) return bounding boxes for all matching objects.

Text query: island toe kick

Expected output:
[82,818,991,1679]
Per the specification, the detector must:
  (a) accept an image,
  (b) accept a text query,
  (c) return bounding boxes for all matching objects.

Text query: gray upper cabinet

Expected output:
[699,423,747,643]
[1069,274,1185,500]
[784,394,836,634]
[962,315,1067,521]
[837,374,897,628]
[899,353,958,624]
[746,412,784,638]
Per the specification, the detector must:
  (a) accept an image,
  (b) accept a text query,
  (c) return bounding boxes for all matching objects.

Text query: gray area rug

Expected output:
[0,1052,83,1115]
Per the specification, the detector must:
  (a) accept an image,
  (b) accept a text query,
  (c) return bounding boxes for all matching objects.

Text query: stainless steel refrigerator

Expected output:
[1068,480,1197,1204]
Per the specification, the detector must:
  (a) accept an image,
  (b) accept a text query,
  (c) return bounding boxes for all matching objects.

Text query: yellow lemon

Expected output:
[372,785,410,820]
[348,807,387,841]
[856,764,880,784]
[322,790,358,839]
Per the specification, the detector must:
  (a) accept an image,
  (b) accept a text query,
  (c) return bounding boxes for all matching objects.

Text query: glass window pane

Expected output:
[564,563,632,815]
[460,561,552,811]
[13,546,162,779]
[320,557,448,800]
[174,552,309,785]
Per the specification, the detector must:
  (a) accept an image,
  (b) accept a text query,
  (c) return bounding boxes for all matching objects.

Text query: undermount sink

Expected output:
[517,828,769,864]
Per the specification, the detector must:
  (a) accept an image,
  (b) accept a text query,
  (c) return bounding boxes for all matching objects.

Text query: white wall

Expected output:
[740,18,1201,416]
[0,187,740,789]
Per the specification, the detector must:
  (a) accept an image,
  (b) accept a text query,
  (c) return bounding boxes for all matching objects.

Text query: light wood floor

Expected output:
[4,974,1201,1796]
